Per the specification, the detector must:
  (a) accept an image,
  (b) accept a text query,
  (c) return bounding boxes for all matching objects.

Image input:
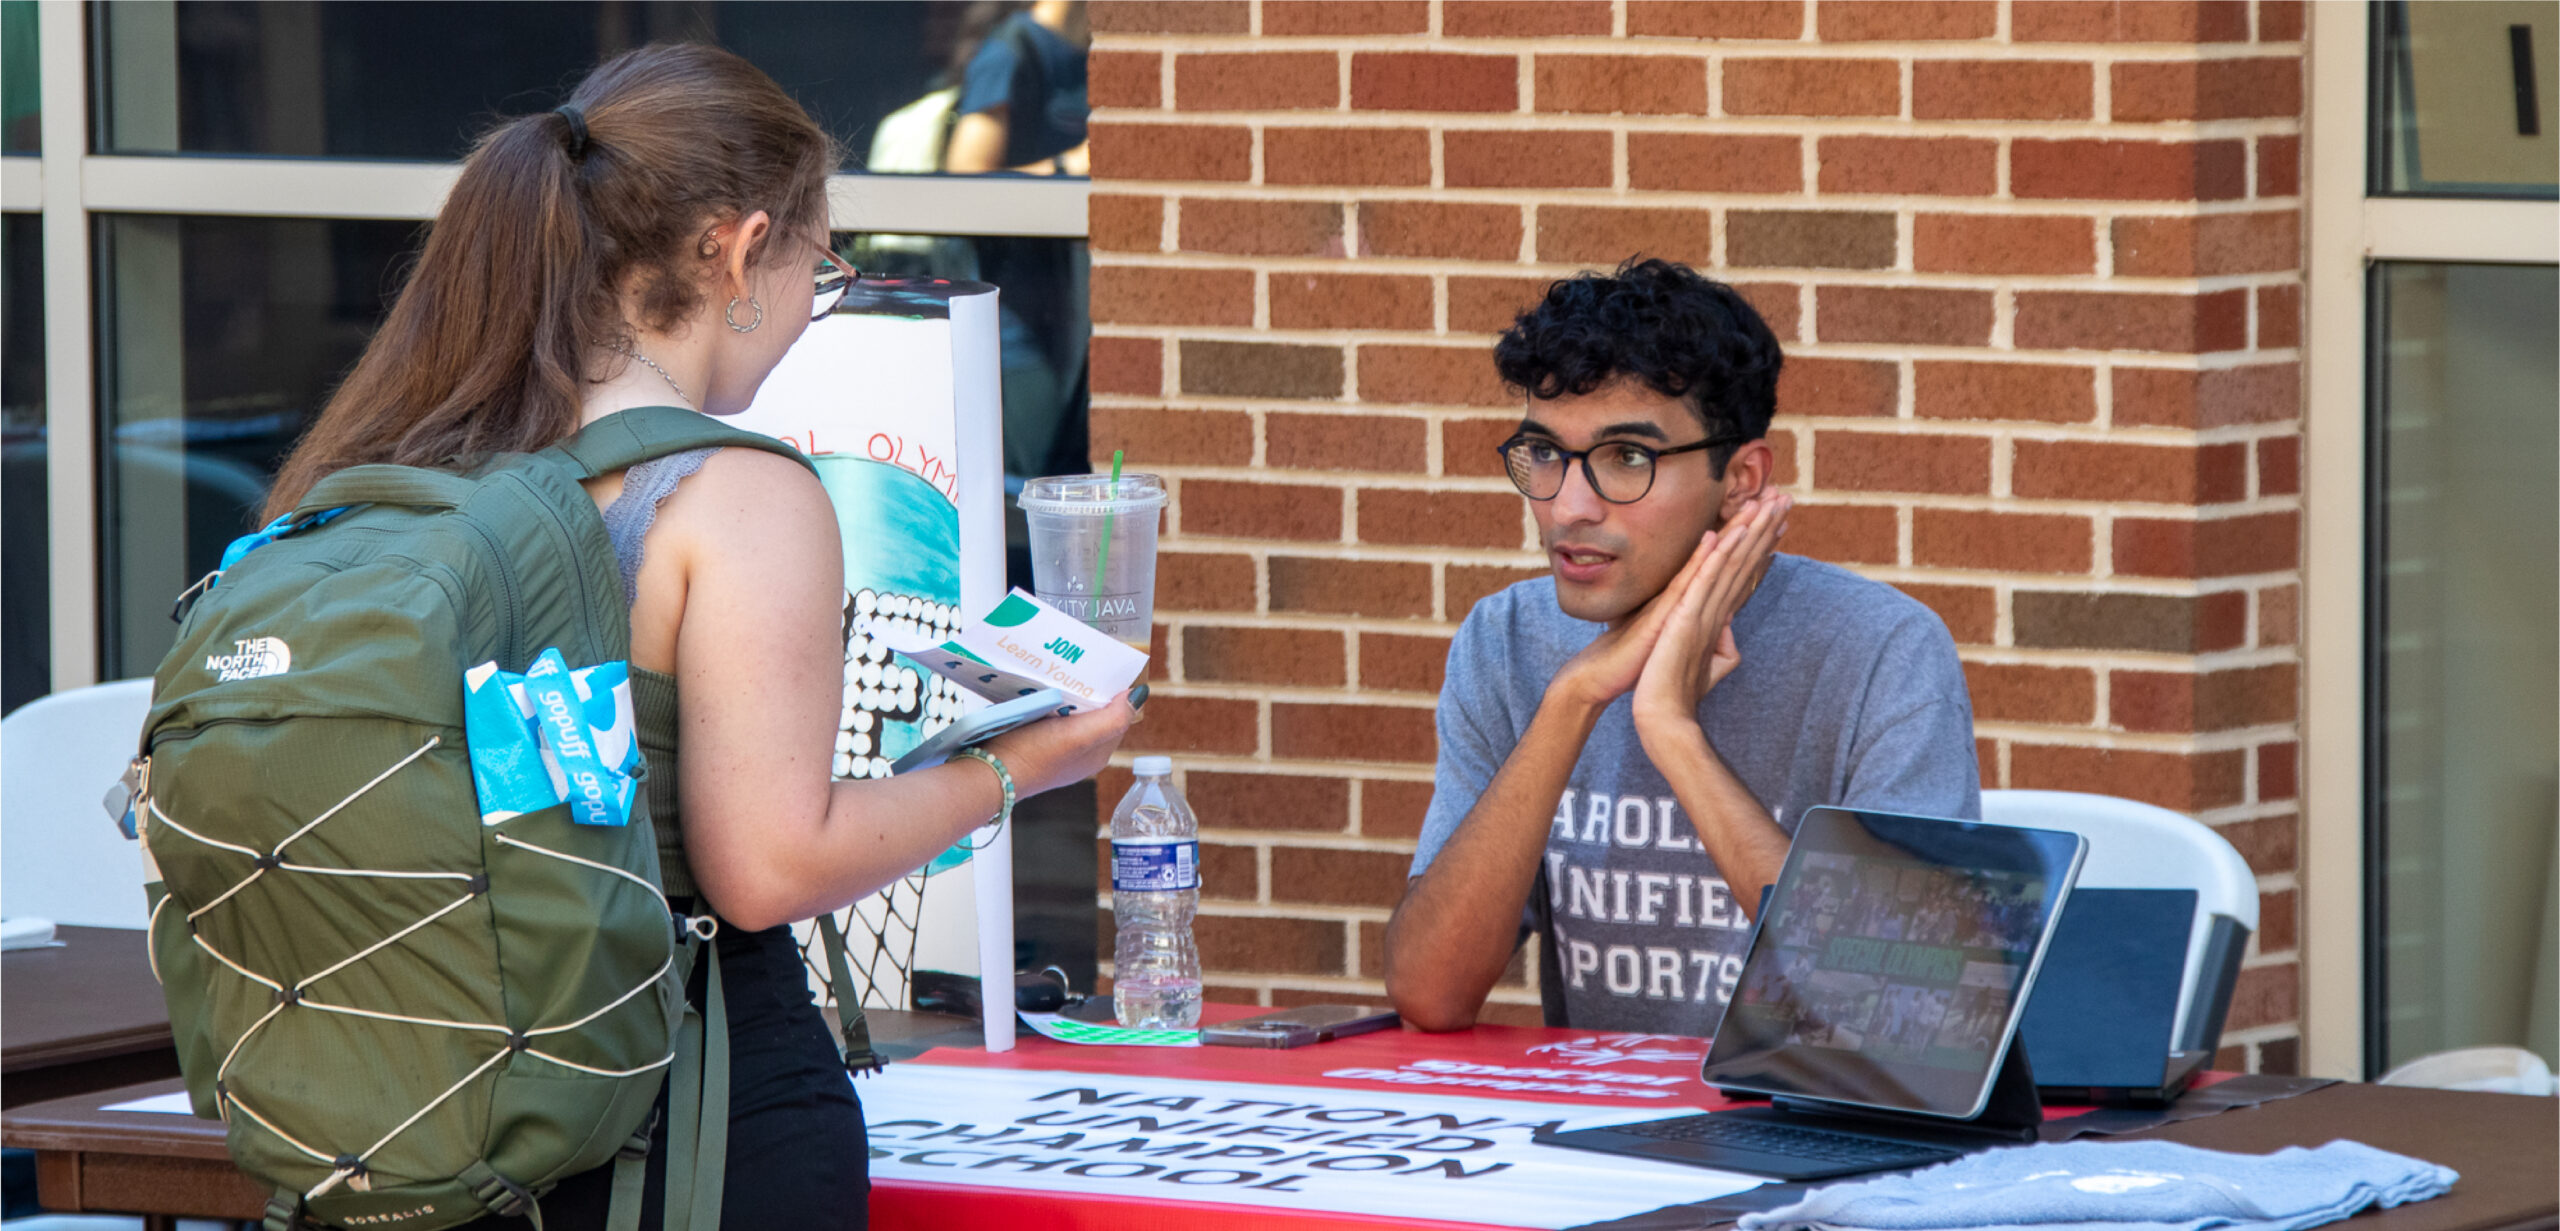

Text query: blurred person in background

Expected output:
[948,1,1092,526]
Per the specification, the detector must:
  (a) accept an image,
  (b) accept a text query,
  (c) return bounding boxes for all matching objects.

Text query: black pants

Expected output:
[471,922,870,1230]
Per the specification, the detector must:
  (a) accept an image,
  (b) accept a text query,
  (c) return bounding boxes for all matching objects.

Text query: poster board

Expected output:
[728,277,1015,1051]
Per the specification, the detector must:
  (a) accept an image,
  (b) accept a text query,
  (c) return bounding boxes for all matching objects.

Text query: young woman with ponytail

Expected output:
[267,44,1134,1229]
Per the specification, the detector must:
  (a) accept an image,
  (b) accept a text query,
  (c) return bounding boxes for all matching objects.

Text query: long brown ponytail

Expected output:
[264,43,836,518]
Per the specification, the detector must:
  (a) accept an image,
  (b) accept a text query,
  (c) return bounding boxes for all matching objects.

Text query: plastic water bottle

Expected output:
[1111,756,1201,1028]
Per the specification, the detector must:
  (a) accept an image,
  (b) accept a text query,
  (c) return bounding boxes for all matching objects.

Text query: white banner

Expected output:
[862,1065,1762,1228]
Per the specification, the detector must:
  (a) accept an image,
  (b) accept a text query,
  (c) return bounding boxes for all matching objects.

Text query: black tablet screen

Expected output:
[1701,808,2084,1119]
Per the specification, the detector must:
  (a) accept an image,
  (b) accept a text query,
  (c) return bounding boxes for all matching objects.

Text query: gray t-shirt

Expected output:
[1412,553,1981,1034]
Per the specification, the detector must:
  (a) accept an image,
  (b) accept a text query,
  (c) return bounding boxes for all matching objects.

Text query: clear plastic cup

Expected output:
[1017,473,1167,650]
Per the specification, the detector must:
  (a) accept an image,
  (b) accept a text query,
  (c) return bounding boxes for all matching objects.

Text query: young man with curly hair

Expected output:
[1384,259,1981,1035]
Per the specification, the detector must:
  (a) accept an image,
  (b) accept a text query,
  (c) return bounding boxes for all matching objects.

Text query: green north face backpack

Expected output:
[135,407,819,1231]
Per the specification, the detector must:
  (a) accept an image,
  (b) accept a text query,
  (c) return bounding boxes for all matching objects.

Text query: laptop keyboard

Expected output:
[1613,1115,1955,1166]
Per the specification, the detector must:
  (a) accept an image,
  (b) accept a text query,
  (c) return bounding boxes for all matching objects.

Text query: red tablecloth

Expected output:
[867,1004,2147,1230]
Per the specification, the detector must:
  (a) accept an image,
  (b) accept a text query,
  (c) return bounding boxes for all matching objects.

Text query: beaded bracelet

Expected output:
[951,746,1016,850]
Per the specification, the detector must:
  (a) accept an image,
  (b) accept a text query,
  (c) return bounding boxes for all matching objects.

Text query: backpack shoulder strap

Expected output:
[546,405,816,480]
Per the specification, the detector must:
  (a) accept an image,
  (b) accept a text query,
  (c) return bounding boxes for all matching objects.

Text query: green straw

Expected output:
[1091,449,1126,605]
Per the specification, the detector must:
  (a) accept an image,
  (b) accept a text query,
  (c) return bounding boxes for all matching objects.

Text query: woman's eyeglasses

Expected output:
[810,243,860,320]
[1496,432,1739,504]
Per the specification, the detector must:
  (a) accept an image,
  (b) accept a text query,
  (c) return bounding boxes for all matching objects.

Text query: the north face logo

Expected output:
[206,637,291,681]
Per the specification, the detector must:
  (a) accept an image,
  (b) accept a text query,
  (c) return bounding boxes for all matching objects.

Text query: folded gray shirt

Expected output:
[1412,553,1981,1035]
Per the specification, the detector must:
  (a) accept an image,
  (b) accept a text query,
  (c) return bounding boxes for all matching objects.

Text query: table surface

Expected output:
[6,1010,2554,1230]
[2,925,172,1072]
[2103,1083,2559,1231]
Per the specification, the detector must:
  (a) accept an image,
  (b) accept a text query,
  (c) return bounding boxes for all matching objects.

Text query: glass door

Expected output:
[2361,1,2558,1076]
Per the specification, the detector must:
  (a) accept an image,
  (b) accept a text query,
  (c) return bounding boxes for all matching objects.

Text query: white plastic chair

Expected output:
[2378,1045,2558,1096]
[1,679,156,930]
[1980,789,2259,1055]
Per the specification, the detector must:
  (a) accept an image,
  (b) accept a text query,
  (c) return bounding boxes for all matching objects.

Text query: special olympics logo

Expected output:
[1523,1033,1708,1068]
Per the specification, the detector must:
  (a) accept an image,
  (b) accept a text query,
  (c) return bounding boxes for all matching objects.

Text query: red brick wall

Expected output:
[1088,0,2308,1072]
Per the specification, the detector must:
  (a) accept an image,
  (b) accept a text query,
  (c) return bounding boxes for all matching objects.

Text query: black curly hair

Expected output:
[1493,257,1783,477]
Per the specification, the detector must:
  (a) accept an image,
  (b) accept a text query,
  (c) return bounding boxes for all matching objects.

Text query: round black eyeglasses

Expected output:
[1495,432,1739,504]
[810,243,860,321]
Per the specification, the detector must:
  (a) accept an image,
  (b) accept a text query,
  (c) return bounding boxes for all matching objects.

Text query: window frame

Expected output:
[2301,1,2559,1080]
[10,0,1087,696]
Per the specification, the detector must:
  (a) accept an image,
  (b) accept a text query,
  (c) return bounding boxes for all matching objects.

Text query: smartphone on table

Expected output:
[1199,1005,1399,1049]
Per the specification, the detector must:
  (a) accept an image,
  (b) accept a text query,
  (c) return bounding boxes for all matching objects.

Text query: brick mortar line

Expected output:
[1158,478,2308,516]
[1105,254,2311,281]
[1126,766,2301,813]
[1953,647,2308,670]
[1964,722,2304,750]
[1107,265,2308,295]
[1155,612,1469,635]
[1102,321,2308,344]
[1158,639,2304,682]
[1121,754,1435,784]
[1162,588,2304,629]
[1185,902,1395,923]
[1196,833,1429,854]
[1149,684,1440,707]
[1092,112,2303,140]
[1120,757,1426,783]
[1097,37,2307,63]
[1167,569,2305,612]
[1273,427,2305,455]
[1130,696,2308,743]
[1099,361,2301,393]
[1150,553,2304,584]
[1119,416,2309,448]
[1160,591,2290,625]
[1852,566,2299,595]
[1290,418,2302,446]
[1161,542,1542,565]
[1098,188,2307,214]
[1093,334,2308,371]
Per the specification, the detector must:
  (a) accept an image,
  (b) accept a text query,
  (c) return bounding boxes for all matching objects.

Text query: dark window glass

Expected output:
[3,211,45,710]
[95,214,419,679]
[2375,1,2560,198]
[836,229,1089,492]
[93,1,1087,174]
[2367,260,2559,1075]
[1,0,36,153]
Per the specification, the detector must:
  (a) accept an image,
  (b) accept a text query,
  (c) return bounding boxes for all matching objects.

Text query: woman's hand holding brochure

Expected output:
[862,588,1148,795]
[865,588,1148,715]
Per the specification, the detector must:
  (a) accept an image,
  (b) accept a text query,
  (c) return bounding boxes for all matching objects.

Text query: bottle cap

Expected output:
[1133,755,1173,776]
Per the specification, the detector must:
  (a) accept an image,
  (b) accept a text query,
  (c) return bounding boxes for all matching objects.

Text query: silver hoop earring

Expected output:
[725,296,764,334]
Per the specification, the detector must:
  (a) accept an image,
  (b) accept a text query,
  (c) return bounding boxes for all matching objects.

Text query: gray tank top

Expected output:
[599,447,718,607]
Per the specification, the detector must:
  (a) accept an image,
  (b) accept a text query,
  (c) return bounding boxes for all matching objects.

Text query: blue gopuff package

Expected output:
[462,648,641,827]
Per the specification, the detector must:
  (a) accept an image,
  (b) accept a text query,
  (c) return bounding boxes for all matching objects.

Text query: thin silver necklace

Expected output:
[621,345,693,407]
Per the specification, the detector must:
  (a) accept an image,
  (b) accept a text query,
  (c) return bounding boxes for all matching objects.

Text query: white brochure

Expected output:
[866,588,1147,714]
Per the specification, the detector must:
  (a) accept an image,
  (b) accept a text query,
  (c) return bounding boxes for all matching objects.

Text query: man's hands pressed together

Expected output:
[1624,491,1797,926]
[1633,490,1792,744]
